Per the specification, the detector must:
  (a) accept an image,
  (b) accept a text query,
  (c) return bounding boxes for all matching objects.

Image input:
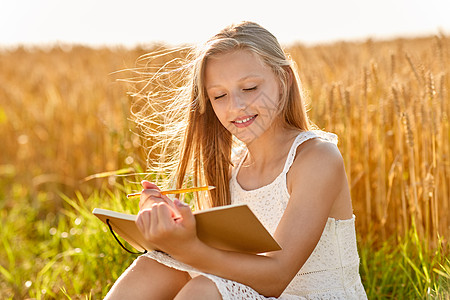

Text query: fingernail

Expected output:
[174,199,188,207]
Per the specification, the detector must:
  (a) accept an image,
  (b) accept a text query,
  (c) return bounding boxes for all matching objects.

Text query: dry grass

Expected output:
[289,36,449,247]
[0,36,448,248]
[0,45,149,207]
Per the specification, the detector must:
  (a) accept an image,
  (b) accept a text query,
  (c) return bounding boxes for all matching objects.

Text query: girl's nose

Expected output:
[228,92,246,112]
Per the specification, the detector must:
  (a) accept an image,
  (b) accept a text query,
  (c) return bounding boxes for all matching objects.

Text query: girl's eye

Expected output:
[214,94,226,100]
[243,86,257,91]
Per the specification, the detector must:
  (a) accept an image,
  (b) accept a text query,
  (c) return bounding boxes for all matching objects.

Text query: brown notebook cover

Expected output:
[93,204,281,254]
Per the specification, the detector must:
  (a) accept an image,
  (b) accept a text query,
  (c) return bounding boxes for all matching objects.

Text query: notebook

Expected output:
[93,204,281,254]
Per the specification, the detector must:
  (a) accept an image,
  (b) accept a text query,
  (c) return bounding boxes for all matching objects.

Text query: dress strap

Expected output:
[281,130,339,175]
[232,148,248,179]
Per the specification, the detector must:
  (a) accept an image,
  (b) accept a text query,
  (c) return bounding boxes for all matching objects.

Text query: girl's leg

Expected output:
[174,276,222,300]
[105,256,191,300]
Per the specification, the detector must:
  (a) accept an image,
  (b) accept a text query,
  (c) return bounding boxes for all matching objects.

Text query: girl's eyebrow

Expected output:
[238,74,262,82]
[207,74,262,90]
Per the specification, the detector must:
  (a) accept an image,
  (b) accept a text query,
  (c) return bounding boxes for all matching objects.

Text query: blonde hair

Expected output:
[132,21,311,209]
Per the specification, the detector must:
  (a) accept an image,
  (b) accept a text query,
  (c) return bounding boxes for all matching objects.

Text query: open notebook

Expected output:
[93,204,281,254]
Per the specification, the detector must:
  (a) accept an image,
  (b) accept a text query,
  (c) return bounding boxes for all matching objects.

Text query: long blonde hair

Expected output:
[132,21,311,209]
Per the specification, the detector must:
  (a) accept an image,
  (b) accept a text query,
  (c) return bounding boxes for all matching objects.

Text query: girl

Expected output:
[106,21,367,299]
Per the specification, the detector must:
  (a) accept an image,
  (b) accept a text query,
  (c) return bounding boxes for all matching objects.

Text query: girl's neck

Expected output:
[244,123,301,171]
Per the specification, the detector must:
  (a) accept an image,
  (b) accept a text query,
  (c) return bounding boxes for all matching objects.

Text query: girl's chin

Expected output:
[233,131,262,145]
[226,123,267,144]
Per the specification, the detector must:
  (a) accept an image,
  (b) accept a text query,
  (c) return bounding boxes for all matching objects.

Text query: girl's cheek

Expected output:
[212,101,228,116]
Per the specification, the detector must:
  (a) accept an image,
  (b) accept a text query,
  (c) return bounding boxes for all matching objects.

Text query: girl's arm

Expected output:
[136,140,349,297]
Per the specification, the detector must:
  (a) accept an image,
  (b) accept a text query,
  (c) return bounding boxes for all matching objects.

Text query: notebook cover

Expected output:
[93,204,281,254]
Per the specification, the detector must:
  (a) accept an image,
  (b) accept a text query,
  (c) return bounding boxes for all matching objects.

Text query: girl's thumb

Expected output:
[174,199,189,208]
[174,199,191,217]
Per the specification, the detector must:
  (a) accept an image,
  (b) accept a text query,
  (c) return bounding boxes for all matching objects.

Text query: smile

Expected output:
[232,115,257,128]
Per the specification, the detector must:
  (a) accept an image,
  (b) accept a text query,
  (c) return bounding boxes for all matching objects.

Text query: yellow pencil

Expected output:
[126,186,216,198]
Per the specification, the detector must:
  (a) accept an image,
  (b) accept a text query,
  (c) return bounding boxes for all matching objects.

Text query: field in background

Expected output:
[0,36,448,299]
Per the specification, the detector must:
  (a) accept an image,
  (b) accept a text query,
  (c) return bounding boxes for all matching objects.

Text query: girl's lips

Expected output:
[232,115,257,128]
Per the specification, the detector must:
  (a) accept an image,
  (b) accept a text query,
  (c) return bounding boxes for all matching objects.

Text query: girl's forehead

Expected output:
[204,50,269,85]
[206,49,264,67]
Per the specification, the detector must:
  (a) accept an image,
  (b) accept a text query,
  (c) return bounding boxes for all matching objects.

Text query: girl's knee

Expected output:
[175,276,222,300]
[105,256,190,300]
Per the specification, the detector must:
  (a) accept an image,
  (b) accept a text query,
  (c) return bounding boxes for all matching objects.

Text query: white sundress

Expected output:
[141,130,368,299]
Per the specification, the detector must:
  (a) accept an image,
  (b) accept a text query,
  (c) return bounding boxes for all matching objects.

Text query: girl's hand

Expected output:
[138,180,178,218]
[135,199,200,257]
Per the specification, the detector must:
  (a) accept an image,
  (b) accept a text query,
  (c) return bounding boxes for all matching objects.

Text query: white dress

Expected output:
[141,130,367,299]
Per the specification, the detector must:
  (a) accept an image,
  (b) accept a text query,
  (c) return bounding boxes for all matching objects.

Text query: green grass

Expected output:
[359,225,449,299]
[0,178,141,299]
[0,179,448,299]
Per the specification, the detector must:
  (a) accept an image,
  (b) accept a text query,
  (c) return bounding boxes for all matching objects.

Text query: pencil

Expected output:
[126,186,216,198]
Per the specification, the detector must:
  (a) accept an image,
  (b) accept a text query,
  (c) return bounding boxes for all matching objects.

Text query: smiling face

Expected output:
[204,50,282,144]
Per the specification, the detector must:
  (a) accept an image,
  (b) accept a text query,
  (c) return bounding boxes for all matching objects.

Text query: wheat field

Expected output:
[290,36,449,246]
[0,36,448,298]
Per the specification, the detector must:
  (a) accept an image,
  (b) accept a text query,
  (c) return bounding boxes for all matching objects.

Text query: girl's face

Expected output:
[205,50,281,144]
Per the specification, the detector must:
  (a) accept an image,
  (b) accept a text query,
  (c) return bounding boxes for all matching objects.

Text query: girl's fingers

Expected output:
[139,182,178,214]
[136,209,152,239]
[156,203,175,228]
[161,195,180,217]
[139,180,162,208]
[141,180,160,190]
[137,202,197,254]
[174,199,195,226]
[139,189,164,210]
[150,203,160,236]
[138,182,178,214]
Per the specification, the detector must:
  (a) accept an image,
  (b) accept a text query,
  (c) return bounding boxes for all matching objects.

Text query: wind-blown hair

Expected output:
[131,21,311,209]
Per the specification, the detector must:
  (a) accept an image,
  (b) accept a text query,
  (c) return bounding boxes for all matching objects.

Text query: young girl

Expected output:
[106,21,367,299]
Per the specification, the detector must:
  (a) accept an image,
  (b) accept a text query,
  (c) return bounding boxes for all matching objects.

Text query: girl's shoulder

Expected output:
[289,131,344,180]
[306,130,338,146]
[286,133,347,205]
[285,130,340,170]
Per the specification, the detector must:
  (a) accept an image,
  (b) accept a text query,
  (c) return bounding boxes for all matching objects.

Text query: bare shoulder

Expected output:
[285,137,352,219]
[287,138,346,193]
[293,138,343,171]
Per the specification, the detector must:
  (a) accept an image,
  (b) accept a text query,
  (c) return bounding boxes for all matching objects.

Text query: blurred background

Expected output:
[0,0,449,299]
[2,0,450,47]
